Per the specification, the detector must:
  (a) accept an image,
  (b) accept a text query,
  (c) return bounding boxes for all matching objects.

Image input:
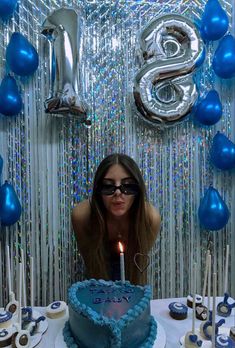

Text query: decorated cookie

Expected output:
[187,294,202,308]
[0,311,12,329]
[195,304,208,321]
[217,293,235,317]
[46,301,67,319]
[215,334,235,348]
[230,327,235,341]
[168,302,188,320]
[0,326,16,347]
[184,332,202,347]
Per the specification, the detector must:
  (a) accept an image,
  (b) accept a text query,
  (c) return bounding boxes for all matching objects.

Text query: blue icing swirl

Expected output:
[0,329,8,338]
[51,301,61,309]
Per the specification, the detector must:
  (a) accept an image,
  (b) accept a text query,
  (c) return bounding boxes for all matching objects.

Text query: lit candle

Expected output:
[119,242,125,282]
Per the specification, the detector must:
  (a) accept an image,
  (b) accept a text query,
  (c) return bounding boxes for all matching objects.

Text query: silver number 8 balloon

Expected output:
[133,14,205,127]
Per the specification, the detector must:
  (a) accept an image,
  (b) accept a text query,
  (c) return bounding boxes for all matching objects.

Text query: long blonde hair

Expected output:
[82,153,155,285]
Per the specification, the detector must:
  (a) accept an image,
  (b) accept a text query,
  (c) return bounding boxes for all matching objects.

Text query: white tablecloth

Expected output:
[3,297,235,347]
[150,297,234,348]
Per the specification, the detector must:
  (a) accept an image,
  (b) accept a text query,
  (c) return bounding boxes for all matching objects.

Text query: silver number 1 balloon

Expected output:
[41,7,88,122]
[133,14,204,127]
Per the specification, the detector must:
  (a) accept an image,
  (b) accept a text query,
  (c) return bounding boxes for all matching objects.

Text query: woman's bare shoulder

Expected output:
[71,200,91,236]
[145,202,161,235]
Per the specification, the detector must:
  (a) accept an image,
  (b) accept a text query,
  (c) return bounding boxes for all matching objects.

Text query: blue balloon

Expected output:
[198,186,230,231]
[200,0,229,41]
[0,155,3,184]
[212,35,235,79]
[0,181,21,226]
[194,90,222,126]
[0,0,17,21]
[0,75,22,116]
[210,132,235,170]
[195,46,206,68]
[6,32,39,76]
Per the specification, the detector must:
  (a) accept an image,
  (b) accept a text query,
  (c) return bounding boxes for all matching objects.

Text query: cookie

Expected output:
[46,301,67,319]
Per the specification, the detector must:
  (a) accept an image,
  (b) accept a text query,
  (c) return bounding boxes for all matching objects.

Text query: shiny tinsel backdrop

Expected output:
[0,0,234,306]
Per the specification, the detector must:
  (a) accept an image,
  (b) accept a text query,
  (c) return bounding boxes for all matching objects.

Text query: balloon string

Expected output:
[206,232,213,254]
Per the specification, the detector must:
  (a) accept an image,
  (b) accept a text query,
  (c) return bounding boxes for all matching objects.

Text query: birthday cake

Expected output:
[63,279,157,348]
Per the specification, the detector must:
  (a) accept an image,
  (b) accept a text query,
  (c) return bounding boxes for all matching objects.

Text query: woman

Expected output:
[72,153,161,285]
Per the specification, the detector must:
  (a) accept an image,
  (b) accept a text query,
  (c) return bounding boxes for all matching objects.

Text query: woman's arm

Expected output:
[71,200,91,242]
[146,203,161,245]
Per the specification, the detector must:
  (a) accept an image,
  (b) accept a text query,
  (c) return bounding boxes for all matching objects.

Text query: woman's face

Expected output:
[100,164,137,218]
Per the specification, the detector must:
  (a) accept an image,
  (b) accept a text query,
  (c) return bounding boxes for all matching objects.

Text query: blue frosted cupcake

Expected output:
[168,302,188,320]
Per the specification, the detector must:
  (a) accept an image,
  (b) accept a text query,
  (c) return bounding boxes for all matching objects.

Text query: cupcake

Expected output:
[187,294,202,308]
[0,326,16,347]
[168,302,188,320]
[0,311,12,329]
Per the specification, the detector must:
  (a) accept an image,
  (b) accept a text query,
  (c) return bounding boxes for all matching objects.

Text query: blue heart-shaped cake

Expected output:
[63,279,157,348]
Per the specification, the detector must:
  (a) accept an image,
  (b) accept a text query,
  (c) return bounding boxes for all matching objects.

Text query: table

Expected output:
[2,297,235,347]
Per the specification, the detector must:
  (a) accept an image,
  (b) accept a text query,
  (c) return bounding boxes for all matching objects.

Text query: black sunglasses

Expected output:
[99,183,139,196]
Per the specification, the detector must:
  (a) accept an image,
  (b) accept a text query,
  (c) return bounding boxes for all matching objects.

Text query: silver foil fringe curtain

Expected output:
[0,0,235,306]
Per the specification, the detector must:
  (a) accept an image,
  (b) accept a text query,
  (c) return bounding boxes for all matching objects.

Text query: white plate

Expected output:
[180,327,230,347]
[55,320,166,348]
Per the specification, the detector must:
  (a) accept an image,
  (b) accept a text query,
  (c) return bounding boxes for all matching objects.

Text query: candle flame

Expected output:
[118,241,124,253]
